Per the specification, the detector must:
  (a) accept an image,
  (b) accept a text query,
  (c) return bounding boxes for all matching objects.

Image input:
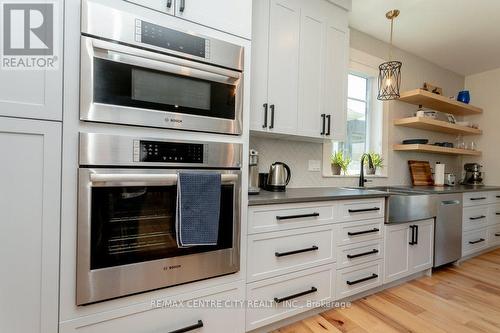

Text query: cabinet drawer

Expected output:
[336,239,384,269]
[463,192,490,207]
[246,264,334,331]
[489,191,500,204]
[247,226,334,282]
[462,228,489,257]
[463,206,489,231]
[488,225,500,247]
[489,204,500,226]
[338,198,385,222]
[336,260,383,300]
[336,218,384,246]
[248,202,334,234]
[60,284,245,333]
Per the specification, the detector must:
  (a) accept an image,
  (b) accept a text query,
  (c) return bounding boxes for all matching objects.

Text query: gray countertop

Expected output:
[248,185,500,206]
[248,187,390,206]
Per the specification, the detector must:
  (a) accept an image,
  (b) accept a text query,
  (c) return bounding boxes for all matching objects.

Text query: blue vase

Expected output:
[457,90,470,104]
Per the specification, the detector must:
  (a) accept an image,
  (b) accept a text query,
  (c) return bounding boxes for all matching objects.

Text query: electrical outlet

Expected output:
[308,160,321,172]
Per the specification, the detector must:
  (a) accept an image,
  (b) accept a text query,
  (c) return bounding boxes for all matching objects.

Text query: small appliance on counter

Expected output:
[445,173,456,186]
[248,149,260,195]
[462,163,484,185]
[265,162,291,192]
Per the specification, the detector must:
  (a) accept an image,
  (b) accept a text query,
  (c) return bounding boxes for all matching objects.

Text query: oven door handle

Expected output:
[85,37,241,83]
[90,173,239,185]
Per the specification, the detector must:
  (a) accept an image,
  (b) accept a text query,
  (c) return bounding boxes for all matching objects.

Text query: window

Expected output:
[332,72,384,175]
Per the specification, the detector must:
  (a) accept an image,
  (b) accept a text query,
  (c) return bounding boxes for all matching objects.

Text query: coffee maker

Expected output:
[462,163,483,185]
[248,150,260,195]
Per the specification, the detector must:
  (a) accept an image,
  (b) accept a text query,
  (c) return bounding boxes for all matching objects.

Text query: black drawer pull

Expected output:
[275,246,319,257]
[346,273,378,286]
[469,238,485,245]
[496,213,500,215]
[274,287,317,304]
[262,103,268,128]
[348,228,379,236]
[348,207,380,213]
[496,196,500,198]
[276,212,320,221]
[347,249,379,259]
[470,197,487,201]
[495,233,500,237]
[470,215,486,220]
[168,320,203,333]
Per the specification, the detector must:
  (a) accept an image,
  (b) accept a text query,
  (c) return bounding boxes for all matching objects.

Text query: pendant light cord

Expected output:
[389,16,394,61]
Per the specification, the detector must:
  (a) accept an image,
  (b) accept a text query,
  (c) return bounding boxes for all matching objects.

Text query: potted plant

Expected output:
[364,152,384,175]
[330,151,351,175]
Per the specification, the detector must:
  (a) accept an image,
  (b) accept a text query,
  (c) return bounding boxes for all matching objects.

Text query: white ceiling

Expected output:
[349,0,500,76]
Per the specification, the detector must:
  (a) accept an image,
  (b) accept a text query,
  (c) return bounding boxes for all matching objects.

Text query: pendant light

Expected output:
[377,9,402,101]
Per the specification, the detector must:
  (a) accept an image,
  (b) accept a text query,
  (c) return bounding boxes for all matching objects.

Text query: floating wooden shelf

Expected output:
[398,89,483,116]
[393,144,481,156]
[393,117,482,135]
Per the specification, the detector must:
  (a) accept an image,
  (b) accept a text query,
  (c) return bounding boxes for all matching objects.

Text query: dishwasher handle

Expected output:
[440,200,461,206]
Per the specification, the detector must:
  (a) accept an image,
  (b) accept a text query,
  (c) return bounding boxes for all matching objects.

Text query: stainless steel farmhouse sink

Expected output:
[344,186,438,224]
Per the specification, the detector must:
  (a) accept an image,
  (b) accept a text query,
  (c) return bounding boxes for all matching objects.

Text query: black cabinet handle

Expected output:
[348,228,379,236]
[347,249,379,259]
[275,245,319,257]
[495,233,500,237]
[496,196,500,198]
[269,104,275,129]
[262,103,268,128]
[469,238,485,245]
[276,212,319,220]
[320,114,326,135]
[168,320,203,333]
[326,115,331,136]
[470,215,486,220]
[415,225,419,245]
[166,0,172,8]
[496,212,500,215]
[470,197,487,201]
[274,287,317,303]
[409,225,416,245]
[179,0,186,12]
[346,274,378,286]
[348,207,380,213]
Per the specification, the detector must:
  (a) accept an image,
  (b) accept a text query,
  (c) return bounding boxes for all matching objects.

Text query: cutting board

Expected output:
[408,160,434,186]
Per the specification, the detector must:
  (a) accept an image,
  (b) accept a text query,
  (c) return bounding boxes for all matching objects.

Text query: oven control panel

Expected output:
[134,140,205,163]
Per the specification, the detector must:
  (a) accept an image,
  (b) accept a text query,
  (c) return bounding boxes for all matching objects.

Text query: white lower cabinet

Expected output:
[384,219,434,284]
[336,239,384,269]
[246,264,335,331]
[488,225,500,247]
[462,228,489,257]
[335,260,383,300]
[0,117,61,333]
[60,283,245,333]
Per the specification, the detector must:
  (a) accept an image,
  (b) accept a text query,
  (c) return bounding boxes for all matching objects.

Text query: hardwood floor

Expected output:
[272,248,500,333]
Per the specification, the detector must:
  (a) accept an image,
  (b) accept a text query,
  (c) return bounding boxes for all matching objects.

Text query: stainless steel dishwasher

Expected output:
[434,194,463,267]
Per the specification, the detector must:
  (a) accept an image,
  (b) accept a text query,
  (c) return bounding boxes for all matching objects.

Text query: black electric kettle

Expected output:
[266,162,291,192]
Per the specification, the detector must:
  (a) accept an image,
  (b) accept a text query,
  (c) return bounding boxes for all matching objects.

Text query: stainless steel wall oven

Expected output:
[77,133,242,305]
[80,0,244,135]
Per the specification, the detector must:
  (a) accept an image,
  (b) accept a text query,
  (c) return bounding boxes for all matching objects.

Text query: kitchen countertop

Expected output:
[248,187,390,206]
[248,185,500,206]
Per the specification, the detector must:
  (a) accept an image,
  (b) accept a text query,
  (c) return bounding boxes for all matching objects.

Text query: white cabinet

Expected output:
[384,219,434,284]
[0,117,61,333]
[251,0,348,140]
[174,0,252,39]
[127,0,252,38]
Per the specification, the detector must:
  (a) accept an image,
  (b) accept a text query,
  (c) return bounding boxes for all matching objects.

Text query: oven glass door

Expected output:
[89,177,235,270]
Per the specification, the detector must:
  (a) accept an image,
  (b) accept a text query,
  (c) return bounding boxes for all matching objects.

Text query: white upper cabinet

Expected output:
[251,0,349,140]
[174,0,252,39]
[0,2,63,121]
[127,0,175,15]
[0,117,61,333]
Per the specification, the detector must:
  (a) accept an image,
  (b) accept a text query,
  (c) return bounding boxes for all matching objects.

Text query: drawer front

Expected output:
[463,192,490,207]
[247,226,334,282]
[463,206,489,231]
[246,265,334,331]
[489,204,500,226]
[248,203,334,234]
[336,260,383,300]
[462,228,489,257]
[336,218,384,246]
[336,239,384,269]
[338,198,385,222]
[60,284,245,333]
[489,191,500,205]
[488,225,500,247]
